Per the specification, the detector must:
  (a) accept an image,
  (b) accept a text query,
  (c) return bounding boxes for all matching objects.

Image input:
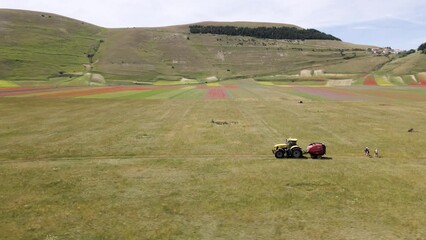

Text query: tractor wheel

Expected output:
[292,149,302,158]
[275,150,285,159]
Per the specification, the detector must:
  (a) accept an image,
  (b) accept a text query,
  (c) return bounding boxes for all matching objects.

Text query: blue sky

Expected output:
[1,0,425,50]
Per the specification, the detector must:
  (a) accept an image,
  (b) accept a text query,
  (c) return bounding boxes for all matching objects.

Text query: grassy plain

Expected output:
[1,81,426,239]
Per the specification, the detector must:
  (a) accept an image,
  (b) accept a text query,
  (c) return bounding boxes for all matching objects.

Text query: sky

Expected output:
[1,0,425,50]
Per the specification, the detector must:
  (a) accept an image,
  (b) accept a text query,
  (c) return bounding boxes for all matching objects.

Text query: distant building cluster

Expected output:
[368,47,401,56]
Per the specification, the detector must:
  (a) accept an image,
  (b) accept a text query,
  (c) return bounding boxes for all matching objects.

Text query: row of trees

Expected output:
[189,25,341,41]
[418,42,426,54]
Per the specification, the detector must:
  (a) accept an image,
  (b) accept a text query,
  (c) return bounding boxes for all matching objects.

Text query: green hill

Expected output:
[95,24,383,83]
[377,52,426,75]
[0,9,105,83]
[1,9,425,86]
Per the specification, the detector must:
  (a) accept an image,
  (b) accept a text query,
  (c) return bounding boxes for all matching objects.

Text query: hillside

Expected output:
[1,9,425,85]
[0,9,105,83]
[377,52,426,75]
[95,26,383,82]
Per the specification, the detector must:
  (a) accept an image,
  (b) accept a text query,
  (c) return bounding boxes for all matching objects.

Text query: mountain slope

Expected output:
[0,9,105,81]
[96,25,383,81]
[1,9,424,85]
[377,52,426,75]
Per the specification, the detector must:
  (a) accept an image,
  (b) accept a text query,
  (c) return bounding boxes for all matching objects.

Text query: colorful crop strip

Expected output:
[417,73,426,85]
[0,87,88,97]
[0,85,194,98]
[78,86,197,99]
[363,75,377,86]
[357,88,426,101]
[196,84,238,89]
[362,74,426,87]
[42,86,150,98]
[206,87,228,99]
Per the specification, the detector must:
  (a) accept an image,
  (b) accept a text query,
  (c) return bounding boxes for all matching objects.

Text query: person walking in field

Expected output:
[364,147,370,157]
[374,148,379,158]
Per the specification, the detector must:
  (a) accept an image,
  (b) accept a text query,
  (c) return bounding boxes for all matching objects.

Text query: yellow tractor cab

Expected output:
[272,138,303,158]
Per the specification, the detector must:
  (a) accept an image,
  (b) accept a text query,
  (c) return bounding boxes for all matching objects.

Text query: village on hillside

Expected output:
[368,47,402,55]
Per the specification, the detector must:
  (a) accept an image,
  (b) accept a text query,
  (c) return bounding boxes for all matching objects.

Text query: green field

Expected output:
[2,8,426,239]
[0,80,20,87]
[1,80,425,239]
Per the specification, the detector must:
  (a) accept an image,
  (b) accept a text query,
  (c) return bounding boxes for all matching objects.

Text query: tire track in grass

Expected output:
[159,98,200,150]
[270,89,354,145]
[230,81,304,140]
[201,82,282,149]
[314,123,354,145]
[3,154,425,164]
[292,87,364,101]
[0,154,273,163]
[149,86,195,99]
[287,87,324,101]
[38,86,132,98]
[123,88,176,99]
[231,79,271,101]
[126,86,198,100]
[225,81,260,101]
[173,87,206,100]
[77,90,145,99]
[246,79,315,101]
[234,98,281,139]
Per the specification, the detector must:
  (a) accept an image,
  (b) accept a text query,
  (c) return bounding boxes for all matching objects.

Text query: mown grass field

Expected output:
[1,80,426,239]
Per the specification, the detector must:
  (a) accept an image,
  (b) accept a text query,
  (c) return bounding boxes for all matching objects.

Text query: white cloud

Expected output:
[0,0,424,28]
[350,26,375,30]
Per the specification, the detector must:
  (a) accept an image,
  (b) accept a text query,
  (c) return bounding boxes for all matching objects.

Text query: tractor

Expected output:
[272,138,303,158]
[273,139,327,159]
